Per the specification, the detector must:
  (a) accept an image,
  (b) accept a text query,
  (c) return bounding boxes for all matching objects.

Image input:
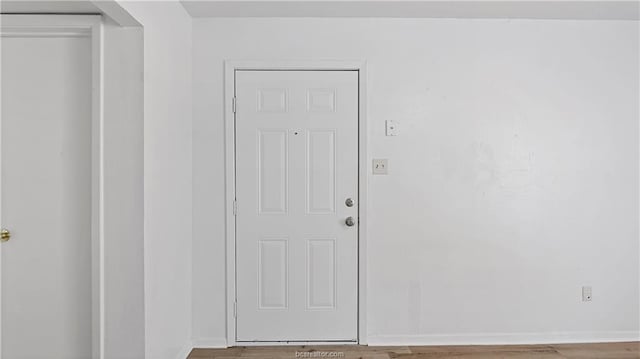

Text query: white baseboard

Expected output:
[191,337,228,348]
[177,332,639,357]
[176,343,195,359]
[367,331,640,346]
[237,341,358,346]
[176,338,228,359]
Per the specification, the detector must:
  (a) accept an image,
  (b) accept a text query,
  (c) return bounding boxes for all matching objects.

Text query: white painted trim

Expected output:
[223,61,237,348]
[237,341,359,346]
[91,16,105,359]
[356,63,368,346]
[224,60,368,347]
[191,338,229,348]
[175,343,194,359]
[0,28,91,37]
[367,332,640,346]
[0,14,104,359]
[177,339,227,359]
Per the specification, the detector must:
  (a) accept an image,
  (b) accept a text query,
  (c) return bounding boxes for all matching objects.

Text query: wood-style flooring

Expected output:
[189,342,639,359]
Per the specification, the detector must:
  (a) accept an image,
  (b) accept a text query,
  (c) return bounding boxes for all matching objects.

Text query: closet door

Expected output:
[1,32,92,359]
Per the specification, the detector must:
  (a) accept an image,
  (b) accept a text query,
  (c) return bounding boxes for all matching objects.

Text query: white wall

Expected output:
[102,19,145,359]
[115,2,193,358]
[192,18,639,345]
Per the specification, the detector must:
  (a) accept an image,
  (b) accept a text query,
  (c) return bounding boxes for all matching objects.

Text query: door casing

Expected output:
[223,60,368,346]
[0,15,105,359]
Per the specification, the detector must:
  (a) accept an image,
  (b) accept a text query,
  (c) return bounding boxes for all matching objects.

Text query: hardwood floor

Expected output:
[189,342,639,359]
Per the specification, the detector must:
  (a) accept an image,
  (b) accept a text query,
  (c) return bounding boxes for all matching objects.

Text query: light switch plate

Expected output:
[386,120,399,136]
[373,159,388,175]
[582,286,592,302]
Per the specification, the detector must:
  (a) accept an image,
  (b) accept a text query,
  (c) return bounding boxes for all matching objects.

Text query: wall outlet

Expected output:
[582,286,592,301]
[372,159,388,175]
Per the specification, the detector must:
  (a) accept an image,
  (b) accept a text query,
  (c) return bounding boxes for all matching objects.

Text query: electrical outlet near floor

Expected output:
[582,286,592,301]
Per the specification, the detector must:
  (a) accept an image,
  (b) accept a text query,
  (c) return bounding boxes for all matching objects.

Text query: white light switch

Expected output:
[386,120,399,136]
[582,286,592,302]
[373,159,388,175]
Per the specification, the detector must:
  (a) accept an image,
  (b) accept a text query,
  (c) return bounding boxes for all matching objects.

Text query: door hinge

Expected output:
[232,96,237,113]
[233,200,238,216]
[233,301,237,318]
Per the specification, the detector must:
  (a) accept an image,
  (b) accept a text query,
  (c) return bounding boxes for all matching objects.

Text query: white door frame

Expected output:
[224,60,368,346]
[0,15,105,359]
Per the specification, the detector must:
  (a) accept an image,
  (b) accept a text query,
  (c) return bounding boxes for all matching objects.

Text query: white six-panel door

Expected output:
[235,70,359,342]
[1,34,92,358]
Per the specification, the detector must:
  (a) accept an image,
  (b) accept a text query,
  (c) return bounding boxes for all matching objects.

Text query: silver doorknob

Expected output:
[345,217,355,227]
[345,198,354,207]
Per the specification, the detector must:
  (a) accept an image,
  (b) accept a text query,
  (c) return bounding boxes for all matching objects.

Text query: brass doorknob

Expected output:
[1,229,11,242]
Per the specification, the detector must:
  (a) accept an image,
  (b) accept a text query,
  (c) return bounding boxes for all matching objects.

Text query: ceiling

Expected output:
[180,0,640,20]
[1,0,100,14]
[1,0,637,21]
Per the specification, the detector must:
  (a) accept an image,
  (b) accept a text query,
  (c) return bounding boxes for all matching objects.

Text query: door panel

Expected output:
[258,130,288,214]
[1,35,92,358]
[306,130,336,214]
[235,70,358,342]
[307,238,336,309]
